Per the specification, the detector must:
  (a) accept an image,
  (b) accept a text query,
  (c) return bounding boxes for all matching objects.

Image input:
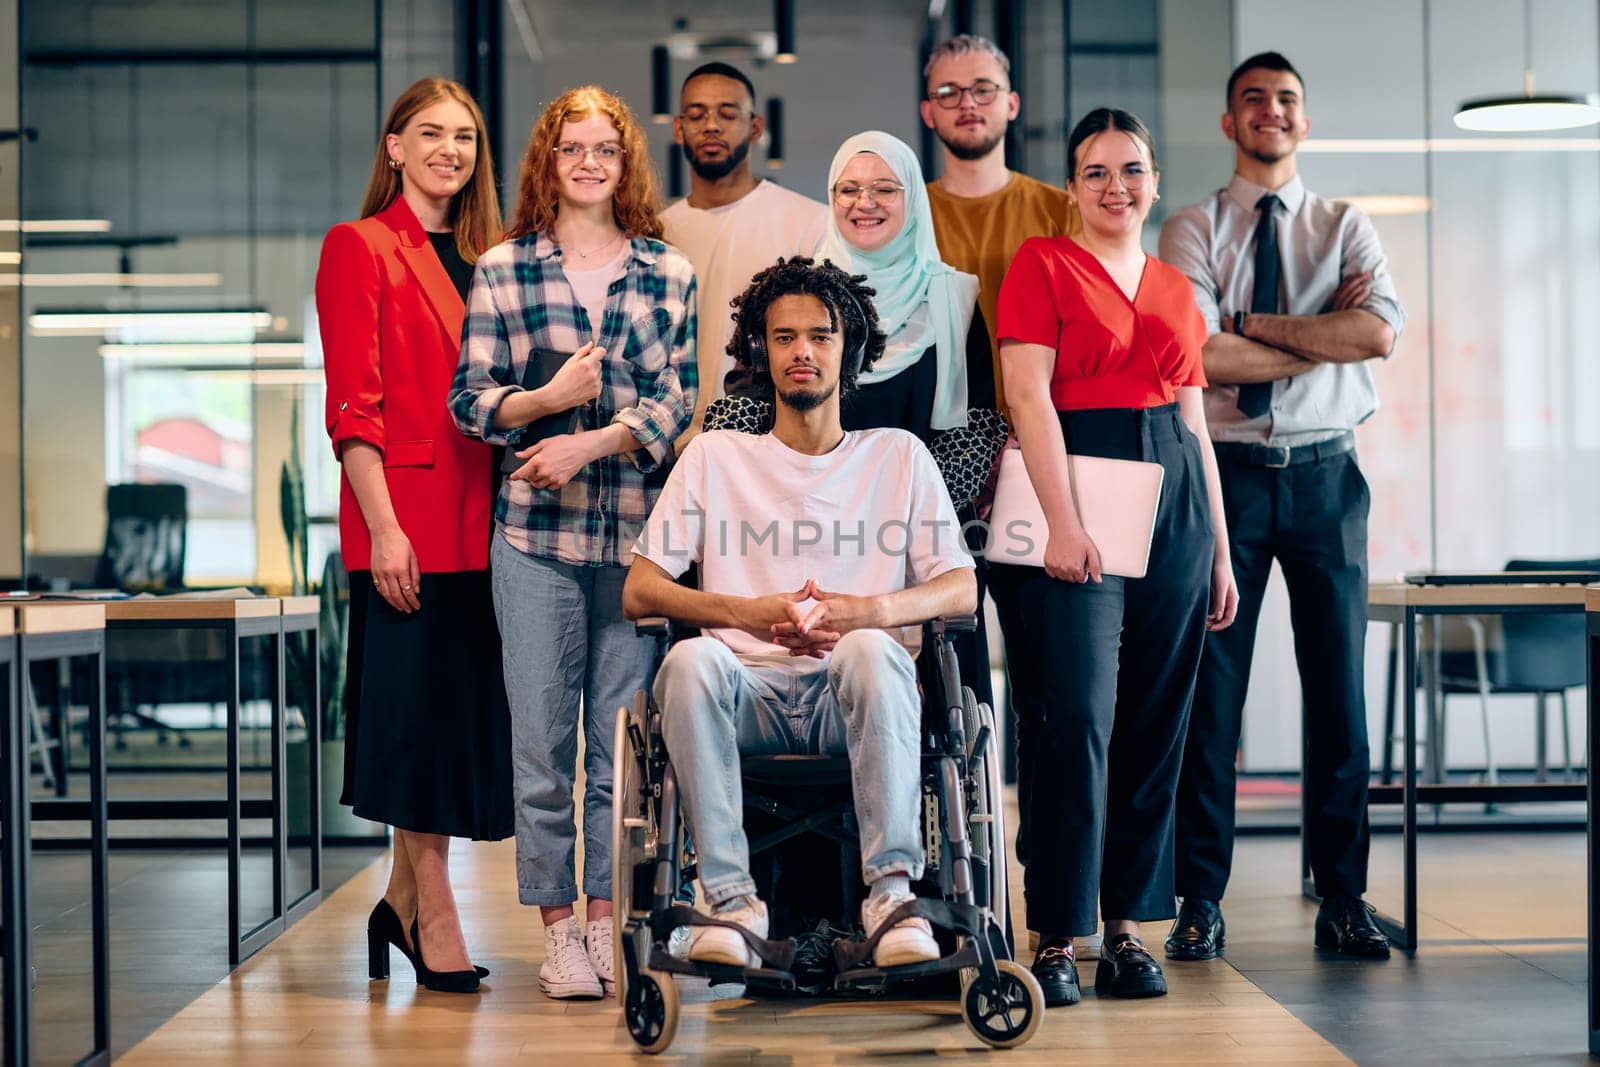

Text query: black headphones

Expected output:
[746,286,870,380]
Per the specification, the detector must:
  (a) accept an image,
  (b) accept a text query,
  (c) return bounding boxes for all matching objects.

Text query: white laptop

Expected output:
[983,448,1165,579]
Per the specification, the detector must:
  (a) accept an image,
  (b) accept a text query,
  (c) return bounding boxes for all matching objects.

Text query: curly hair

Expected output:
[507,85,663,241]
[726,257,887,397]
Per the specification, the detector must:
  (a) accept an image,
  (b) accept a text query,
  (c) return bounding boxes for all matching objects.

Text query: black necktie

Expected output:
[1236,193,1281,419]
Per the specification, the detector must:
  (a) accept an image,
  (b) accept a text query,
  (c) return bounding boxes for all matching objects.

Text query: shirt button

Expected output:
[339,402,349,411]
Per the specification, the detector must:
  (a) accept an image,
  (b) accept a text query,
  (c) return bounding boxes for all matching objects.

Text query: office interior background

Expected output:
[7,0,1595,772]
[0,0,1596,1061]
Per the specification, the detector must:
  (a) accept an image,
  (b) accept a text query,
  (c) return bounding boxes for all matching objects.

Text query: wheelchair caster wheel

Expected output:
[962,959,1043,1049]
[623,969,678,1055]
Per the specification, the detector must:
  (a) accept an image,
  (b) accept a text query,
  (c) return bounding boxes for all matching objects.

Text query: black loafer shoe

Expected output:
[1164,898,1225,961]
[1030,942,1081,1007]
[1314,895,1392,959]
[1095,933,1167,998]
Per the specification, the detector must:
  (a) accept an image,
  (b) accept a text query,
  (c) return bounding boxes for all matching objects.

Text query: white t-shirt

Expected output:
[661,180,830,415]
[563,245,631,339]
[633,427,973,659]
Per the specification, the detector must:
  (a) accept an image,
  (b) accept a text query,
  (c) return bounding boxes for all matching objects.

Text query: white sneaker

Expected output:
[540,916,603,999]
[584,919,615,997]
[863,892,940,968]
[688,896,768,969]
[667,924,693,960]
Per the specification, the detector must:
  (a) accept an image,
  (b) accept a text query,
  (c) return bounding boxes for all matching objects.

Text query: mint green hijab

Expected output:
[816,131,980,430]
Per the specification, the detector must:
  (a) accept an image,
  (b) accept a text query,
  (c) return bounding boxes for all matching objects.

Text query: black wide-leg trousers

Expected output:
[990,403,1214,937]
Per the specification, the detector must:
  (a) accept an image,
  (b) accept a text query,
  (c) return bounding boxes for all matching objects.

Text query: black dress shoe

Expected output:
[1095,933,1168,998]
[1165,898,1225,961]
[1314,895,1392,959]
[1030,942,1081,1007]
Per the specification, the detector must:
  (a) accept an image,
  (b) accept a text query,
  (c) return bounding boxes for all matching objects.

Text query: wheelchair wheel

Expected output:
[624,969,679,1055]
[961,959,1043,1049]
[612,692,650,1006]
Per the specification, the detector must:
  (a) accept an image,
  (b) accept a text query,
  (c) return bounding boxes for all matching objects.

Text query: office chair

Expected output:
[1434,557,1599,783]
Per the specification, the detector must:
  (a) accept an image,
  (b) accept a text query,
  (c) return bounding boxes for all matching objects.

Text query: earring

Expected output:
[388,159,402,171]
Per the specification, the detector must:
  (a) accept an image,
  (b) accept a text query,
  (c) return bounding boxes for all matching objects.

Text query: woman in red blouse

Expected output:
[991,108,1238,1007]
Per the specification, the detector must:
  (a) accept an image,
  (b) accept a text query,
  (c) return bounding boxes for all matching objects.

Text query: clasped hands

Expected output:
[746,579,882,659]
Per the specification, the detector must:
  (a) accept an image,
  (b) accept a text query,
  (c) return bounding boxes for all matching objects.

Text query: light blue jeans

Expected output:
[653,630,925,908]
[491,534,659,906]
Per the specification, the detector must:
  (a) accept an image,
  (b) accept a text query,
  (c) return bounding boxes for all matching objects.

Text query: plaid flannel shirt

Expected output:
[449,233,698,566]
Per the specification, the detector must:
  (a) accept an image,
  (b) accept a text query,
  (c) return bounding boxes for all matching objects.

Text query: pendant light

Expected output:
[1454,0,1600,132]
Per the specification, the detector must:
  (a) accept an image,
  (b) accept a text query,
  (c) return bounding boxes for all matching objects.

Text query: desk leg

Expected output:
[2,652,29,1067]
[226,623,242,969]
[1371,606,1418,954]
[272,627,286,933]
[1383,621,1400,786]
[1586,622,1599,1056]
[87,646,109,1063]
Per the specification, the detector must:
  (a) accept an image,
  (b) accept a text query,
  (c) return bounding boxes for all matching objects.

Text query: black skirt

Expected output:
[341,569,513,841]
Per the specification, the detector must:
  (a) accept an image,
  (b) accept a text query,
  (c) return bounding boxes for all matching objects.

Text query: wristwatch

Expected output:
[1233,309,1248,338]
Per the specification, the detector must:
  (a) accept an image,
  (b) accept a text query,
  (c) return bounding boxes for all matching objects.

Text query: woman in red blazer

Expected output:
[316,77,509,995]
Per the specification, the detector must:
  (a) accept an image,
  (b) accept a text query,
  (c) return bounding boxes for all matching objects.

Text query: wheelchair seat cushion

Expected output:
[741,753,853,786]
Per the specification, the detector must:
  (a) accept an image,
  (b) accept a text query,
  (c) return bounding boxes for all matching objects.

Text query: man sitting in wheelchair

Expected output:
[622,258,977,971]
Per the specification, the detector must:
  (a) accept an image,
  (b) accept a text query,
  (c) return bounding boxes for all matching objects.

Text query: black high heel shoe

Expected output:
[406,918,481,993]
[366,900,489,983]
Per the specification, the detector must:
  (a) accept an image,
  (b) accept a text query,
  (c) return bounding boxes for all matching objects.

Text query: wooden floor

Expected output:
[120,792,1348,1066]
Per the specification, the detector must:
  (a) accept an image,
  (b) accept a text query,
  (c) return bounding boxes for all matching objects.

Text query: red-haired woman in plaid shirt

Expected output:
[450,85,696,1001]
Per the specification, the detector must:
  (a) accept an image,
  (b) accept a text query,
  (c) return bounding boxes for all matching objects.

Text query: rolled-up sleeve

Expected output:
[1341,207,1406,350]
[1157,209,1223,337]
[449,258,519,445]
[615,271,698,473]
[317,223,386,459]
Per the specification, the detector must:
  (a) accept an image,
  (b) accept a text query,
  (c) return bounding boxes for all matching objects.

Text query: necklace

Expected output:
[564,230,625,261]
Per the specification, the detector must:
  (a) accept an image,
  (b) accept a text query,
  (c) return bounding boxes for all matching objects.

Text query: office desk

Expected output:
[7,603,109,1067]
[99,597,283,966]
[1359,581,1588,955]
[1585,586,1599,1056]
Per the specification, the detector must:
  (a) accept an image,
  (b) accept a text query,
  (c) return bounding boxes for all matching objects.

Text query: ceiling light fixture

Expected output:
[0,272,222,288]
[28,308,273,340]
[0,219,113,234]
[1454,0,1600,132]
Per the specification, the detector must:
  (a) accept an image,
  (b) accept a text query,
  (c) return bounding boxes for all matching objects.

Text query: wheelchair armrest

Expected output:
[928,614,978,636]
[634,617,674,639]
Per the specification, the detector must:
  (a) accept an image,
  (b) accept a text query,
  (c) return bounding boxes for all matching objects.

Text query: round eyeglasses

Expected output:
[927,80,1005,110]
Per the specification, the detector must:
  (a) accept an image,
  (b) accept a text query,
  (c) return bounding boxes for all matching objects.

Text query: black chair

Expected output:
[94,482,188,592]
[94,483,189,747]
[1433,557,1599,783]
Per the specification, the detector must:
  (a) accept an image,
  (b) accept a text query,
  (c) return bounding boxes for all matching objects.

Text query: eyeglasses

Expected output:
[832,181,905,205]
[679,104,749,127]
[927,80,1006,109]
[554,141,625,166]
[1077,163,1149,192]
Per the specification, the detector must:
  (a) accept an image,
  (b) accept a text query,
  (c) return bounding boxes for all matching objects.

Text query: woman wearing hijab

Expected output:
[817,130,993,438]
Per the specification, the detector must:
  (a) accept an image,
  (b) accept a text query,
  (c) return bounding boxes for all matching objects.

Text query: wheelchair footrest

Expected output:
[832,938,981,994]
[646,952,799,992]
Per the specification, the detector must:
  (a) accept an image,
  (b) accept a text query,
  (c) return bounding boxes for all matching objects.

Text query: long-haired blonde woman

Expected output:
[316,77,508,995]
[449,85,697,1000]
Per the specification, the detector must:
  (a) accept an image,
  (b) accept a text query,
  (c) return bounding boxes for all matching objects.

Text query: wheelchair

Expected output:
[611,613,1043,1054]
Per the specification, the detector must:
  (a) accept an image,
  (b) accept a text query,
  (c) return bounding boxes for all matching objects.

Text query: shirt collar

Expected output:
[532,231,658,266]
[1225,172,1307,216]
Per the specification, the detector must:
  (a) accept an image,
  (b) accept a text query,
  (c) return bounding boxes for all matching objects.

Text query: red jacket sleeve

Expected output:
[317,222,386,459]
